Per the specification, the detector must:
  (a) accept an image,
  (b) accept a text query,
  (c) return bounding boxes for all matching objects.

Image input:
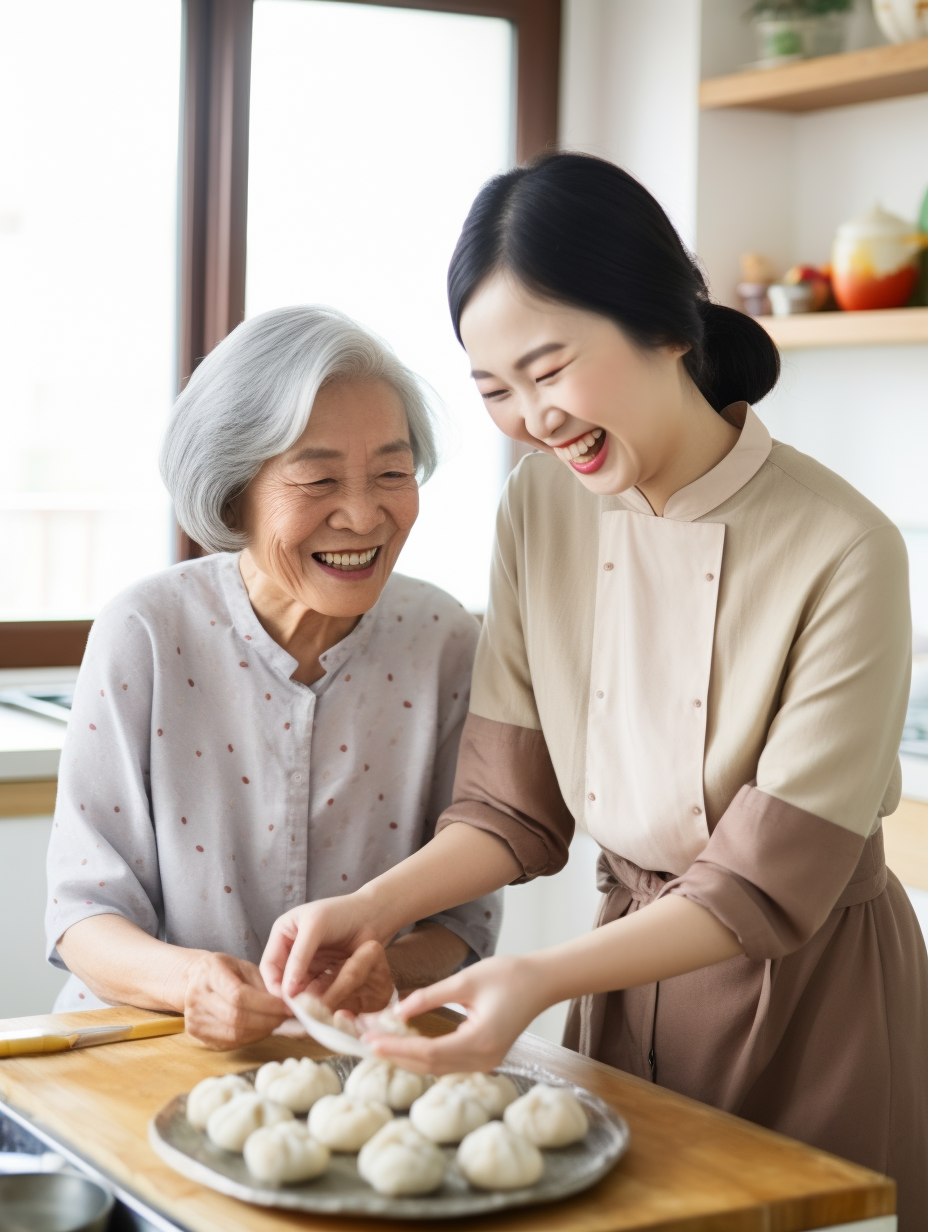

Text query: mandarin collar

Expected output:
[217,553,377,689]
[617,403,771,522]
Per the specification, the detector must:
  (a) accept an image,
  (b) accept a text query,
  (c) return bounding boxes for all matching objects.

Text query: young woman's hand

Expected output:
[362,954,550,1075]
[260,893,387,1001]
[183,952,289,1050]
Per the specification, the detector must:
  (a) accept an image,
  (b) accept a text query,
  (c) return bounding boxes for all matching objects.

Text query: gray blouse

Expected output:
[46,553,501,1010]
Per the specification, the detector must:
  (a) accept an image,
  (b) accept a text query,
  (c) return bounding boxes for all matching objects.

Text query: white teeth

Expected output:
[317,547,378,571]
[553,430,604,463]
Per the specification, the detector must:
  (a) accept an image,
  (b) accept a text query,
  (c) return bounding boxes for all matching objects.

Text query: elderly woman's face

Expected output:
[238,379,419,617]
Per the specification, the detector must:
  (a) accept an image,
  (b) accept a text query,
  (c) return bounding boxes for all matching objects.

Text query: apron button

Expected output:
[588,792,596,801]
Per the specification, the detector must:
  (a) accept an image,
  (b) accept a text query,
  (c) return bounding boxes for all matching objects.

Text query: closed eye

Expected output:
[537,365,565,383]
[481,389,509,401]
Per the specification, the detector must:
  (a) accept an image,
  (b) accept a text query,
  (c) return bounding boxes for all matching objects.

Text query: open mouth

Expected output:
[553,429,608,474]
[312,546,381,578]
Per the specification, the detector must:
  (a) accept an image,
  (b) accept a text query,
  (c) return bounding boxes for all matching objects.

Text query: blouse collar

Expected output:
[217,553,377,688]
[617,403,772,523]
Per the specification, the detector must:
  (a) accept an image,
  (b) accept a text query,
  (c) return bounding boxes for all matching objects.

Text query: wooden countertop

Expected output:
[0,1007,893,1231]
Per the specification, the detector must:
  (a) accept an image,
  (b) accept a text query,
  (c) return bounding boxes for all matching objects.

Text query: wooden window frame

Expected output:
[1,0,560,668]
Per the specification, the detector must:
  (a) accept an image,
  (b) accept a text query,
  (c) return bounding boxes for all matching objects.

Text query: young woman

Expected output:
[261,155,928,1224]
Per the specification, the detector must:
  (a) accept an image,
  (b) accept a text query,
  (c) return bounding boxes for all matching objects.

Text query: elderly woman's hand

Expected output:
[183,952,289,1050]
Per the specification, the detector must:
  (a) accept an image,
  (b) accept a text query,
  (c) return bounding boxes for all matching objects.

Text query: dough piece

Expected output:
[456,1121,544,1190]
[357,1118,447,1196]
[503,1083,589,1148]
[254,1057,341,1112]
[290,991,336,1026]
[307,1094,392,1152]
[186,1074,253,1130]
[243,1120,330,1185]
[206,1092,294,1152]
[435,1072,518,1118]
[344,1057,429,1111]
[409,1083,489,1144]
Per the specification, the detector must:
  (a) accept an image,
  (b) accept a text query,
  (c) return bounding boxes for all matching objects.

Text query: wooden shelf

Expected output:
[700,38,928,112]
[757,306,928,348]
[0,779,57,818]
[885,797,928,893]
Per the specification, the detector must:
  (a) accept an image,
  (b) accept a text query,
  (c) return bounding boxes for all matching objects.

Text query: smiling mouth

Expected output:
[312,546,381,573]
[553,430,605,466]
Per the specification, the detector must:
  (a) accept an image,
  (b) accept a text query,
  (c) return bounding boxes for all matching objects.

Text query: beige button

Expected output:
[706,573,714,581]
[588,792,596,801]
[603,562,614,571]
[693,805,702,815]
[693,699,702,708]
[596,690,604,699]
[291,772,302,783]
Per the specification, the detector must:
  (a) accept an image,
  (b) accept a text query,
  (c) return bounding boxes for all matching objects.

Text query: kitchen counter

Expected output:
[0,1007,895,1231]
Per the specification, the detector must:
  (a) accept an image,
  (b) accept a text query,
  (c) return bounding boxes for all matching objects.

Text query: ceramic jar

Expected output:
[831,203,928,311]
[872,0,928,42]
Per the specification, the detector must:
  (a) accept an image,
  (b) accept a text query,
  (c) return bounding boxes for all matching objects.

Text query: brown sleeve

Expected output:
[435,713,575,884]
[661,784,865,960]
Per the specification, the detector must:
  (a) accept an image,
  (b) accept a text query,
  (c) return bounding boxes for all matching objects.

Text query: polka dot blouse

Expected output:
[45,553,500,1011]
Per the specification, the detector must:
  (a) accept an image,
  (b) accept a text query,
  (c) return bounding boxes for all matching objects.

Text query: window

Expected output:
[247,1,513,609]
[3,0,559,664]
[0,0,182,622]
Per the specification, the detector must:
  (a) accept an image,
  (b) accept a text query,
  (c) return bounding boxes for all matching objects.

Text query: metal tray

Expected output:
[148,1058,629,1220]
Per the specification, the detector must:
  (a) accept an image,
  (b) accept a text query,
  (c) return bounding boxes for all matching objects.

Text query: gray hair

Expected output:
[160,305,439,554]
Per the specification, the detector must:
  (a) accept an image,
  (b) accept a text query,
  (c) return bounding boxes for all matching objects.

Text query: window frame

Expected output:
[1,0,560,668]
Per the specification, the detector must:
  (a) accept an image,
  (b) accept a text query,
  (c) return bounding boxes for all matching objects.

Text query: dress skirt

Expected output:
[563,830,928,1229]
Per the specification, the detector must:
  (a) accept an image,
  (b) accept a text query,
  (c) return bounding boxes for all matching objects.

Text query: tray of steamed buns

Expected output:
[148,1048,630,1217]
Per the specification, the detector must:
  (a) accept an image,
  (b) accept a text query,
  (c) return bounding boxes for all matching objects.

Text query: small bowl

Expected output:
[768,283,815,316]
[0,1172,114,1232]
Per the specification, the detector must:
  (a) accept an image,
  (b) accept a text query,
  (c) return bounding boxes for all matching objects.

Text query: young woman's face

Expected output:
[237,379,419,617]
[460,273,689,497]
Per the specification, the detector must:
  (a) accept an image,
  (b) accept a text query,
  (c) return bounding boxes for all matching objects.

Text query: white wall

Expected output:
[496,830,601,1043]
[560,0,702,245]
[0,815,68,1018]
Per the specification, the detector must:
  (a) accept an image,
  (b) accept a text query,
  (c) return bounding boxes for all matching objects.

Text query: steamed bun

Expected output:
[503,1083,589,1147]
[254,1056,341,1112]
[357,1118,447,1195]
[344,1056,428,1111]
[435,1072,518,1118]
[409,1083,489,1144]
[185,1073,253,1130]
[456,1121,544,1190]
[206,1091,293,1152]
[243,1120,330,1185]
[307,1093,392,1151]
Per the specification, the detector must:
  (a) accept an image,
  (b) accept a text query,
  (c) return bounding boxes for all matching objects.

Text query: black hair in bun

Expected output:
[448,152,779,412]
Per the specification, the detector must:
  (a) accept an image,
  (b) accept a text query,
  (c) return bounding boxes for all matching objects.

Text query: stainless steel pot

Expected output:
[0,1172,114,1232]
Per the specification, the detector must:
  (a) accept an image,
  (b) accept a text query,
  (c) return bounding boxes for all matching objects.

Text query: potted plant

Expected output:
[746,0,854,66]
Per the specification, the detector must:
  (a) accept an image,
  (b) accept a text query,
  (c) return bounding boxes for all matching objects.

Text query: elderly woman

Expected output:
[45,306,500,1047]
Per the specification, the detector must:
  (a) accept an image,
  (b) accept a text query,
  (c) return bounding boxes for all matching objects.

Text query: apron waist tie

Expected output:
[573,828,887,1060]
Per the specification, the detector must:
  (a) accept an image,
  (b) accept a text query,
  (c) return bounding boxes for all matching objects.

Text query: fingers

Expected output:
[320,941,394,1013]
[281,915,334,999]
[393,972,467,1021]
[259,914,298,996]
[367,1020,503,1076]
[185,954,288,1050]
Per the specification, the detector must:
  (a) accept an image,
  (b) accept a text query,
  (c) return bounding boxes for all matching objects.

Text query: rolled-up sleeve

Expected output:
[46,605,164,968]
[664,524,911,959]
